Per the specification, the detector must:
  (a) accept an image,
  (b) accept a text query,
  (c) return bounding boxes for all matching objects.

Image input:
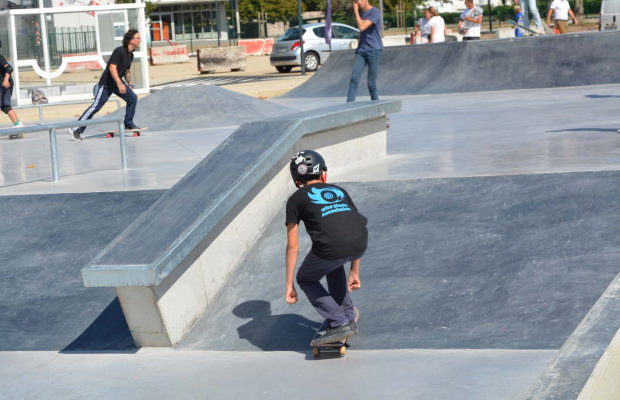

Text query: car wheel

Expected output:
[276,66,293,73]
[304,52,319,72]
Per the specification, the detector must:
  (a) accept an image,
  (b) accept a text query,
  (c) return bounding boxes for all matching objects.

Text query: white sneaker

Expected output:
[70,128,83,141]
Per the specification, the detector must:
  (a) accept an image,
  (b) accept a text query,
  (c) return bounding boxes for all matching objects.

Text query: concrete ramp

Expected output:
[179,171,620,352]
[284,31,620,98]
[102,85,293,132]
[0,191,163,351]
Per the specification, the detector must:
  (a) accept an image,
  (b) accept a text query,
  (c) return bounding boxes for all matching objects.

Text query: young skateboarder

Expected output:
[0,40,24,136]
[70,30,141,141]
[285,150,368,344]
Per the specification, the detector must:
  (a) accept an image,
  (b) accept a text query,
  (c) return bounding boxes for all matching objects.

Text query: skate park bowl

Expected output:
[81,100,400,347]
[1,28,620,400]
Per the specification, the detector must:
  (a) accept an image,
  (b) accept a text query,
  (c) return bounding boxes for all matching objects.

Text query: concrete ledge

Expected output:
[82,100,401,346]
[525,271,620,399]
[197,46,247,73]
[579,327,620,399]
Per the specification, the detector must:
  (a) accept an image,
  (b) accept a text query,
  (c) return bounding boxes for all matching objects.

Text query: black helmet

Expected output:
[290,150,327,187]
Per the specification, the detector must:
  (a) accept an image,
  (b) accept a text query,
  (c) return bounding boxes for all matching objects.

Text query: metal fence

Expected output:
[8,25,97,67]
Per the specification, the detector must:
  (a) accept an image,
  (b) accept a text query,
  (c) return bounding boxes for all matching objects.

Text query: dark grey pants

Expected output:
[296,251,359,328]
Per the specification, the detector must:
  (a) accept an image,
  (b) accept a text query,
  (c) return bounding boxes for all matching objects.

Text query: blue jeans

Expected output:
[346,49,382,102]
[521,0,542,28]
[296,251,361,328]
[74,83,137,134]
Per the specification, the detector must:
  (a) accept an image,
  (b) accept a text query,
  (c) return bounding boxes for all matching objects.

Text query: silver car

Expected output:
[600,0,620,30]
[270,22,359,73]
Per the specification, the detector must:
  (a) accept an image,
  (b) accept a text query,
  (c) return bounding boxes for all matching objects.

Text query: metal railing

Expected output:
[15,99,121,125]
[0,116,128,182]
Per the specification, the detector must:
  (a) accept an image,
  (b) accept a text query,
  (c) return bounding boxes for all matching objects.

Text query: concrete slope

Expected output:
[101,85,293,132]
[284,31,620,98]
[0,190,164,351]
[179,171,620,351]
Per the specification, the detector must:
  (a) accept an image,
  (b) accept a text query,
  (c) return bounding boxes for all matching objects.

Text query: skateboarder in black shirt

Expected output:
[0,40,24,136]
[70,30,141,141]
[285,150,368,345]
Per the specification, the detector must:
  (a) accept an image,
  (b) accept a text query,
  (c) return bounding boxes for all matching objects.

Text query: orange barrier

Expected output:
[238,39,274,55]
[150,45,190,65]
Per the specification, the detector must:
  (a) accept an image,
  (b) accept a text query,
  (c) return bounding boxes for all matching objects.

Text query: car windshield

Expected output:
[277,27,306,41]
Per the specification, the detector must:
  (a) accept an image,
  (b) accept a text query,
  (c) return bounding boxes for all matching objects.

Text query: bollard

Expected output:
[119,122,128,170]
[49,128,60,182]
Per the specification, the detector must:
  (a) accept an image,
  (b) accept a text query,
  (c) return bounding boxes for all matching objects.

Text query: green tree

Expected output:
[239,0,299,22]
[116,0,158,18]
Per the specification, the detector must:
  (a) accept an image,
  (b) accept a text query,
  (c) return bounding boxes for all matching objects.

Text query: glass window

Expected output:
[313,26,326,38]
[175,12,183,35]
[201,9,211,33]
[193,11,202,34]
[277,27,305,41]
[335,25,358,39]
[184,10,193,36]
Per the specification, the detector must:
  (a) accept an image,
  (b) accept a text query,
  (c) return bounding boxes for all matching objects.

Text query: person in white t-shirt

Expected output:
[547,0,578,34]
[428,7,446,43]
[415,9,433,44]
[458,0,483,40]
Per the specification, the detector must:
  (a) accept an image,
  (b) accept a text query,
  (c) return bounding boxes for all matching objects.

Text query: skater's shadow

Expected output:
[233,300,320,353]
[546,127,618,133]
[584,94,620,99]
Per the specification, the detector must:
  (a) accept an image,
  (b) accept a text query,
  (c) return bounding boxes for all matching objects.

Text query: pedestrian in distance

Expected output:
[285,150,368,345]
[415,8,433,44]
[0,40,24,137]
[346,0,383,102]
[70,29,141,141]
[514,5,524,37]
[459,0,484,40]
[547,0,578,34]
[515,0,544,33]
[428,7,446,43]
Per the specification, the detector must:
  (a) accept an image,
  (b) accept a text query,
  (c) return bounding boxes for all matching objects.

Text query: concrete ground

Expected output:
[1,37,619,399]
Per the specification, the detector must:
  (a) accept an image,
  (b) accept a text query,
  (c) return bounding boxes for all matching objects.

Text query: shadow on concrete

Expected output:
[584,94,620,99]
[545,128,618,133]
[62,298,136,353]
[233,300,320,352]
[0,190,163,351]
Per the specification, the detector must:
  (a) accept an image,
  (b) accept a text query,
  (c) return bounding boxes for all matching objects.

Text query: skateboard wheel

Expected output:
[132,131,139,137]
[339,346,346,356]
[106,132,114,138]
[313,348,320,358]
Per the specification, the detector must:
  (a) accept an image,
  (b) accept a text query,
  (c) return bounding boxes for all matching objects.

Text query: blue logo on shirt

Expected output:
[307,187,345,205]
[308,187,352,217]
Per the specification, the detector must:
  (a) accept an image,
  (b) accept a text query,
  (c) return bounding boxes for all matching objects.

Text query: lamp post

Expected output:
[297,0,306,75]
[487,0,493,32]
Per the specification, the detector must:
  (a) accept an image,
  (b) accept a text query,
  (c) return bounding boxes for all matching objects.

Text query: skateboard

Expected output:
[100,126,148,138]
[508,19,542,36]
[311,307,359,358]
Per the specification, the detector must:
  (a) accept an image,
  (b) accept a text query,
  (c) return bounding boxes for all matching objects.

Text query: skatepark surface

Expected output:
[1,32,619,399]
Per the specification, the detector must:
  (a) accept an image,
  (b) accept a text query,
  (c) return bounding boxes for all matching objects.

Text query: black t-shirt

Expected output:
[285,183,368,260]
[99,46,134,88]
[0,54,13,87]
